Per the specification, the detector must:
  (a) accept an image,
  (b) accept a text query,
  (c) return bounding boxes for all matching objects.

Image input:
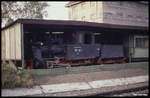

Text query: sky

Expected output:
[1,2,69,28]
[44,2,69,20]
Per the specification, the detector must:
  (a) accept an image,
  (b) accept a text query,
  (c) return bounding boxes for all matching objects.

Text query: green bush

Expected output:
[2,62,34,89]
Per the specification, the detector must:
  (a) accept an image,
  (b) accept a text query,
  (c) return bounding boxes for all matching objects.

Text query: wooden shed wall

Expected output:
[1,31,5,60]
[1,23,22,61]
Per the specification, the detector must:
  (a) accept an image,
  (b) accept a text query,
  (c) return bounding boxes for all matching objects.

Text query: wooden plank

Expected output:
[9,26,16,59]
[5,29,10,60]
[9,27,12,59]
[14,25,16,60]
[1,31,5,60]
[15,23,21,60]
[4,31,6,60]
[1,31,3,60]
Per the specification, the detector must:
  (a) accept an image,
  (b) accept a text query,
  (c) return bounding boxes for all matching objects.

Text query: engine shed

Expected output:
[1,19,148,69]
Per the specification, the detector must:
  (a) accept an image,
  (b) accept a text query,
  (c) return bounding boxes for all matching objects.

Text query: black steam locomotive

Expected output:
[24,31,126,69]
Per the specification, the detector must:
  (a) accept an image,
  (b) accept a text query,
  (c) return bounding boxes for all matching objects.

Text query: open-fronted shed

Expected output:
[1,19,148,69]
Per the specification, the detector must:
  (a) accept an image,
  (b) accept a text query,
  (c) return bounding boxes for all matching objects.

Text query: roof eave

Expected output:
[2,19,149,32]
[2,19,19,30]
[65,1,83,7]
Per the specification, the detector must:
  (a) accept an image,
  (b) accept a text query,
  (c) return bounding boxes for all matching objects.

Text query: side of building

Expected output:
[66,1,148,27]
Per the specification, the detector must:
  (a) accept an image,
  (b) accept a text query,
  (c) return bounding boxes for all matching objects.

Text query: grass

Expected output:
[24,62,148,85]
[99,62,149,71]
[2,61,147,88]
[26,62,148,79]
[2,62,34,89]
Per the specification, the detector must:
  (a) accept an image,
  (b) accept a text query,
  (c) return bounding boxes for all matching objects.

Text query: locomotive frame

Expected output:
[1,19,148,69]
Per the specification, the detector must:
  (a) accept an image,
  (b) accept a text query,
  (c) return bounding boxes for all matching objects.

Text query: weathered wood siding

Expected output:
[69,2,104,23]
[68,2,148,27]
[15,23,22,60]
[5,29,10,60]
[1,23,22,60]
[1,31,5,60]
[10,27,15,59]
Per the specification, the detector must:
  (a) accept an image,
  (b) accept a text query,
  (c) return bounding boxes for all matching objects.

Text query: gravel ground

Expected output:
[34,68,148,85]
[112,89,148,96]
[32,82,148,97]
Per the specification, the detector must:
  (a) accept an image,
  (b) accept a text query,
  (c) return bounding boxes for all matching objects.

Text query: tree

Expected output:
[1,1,49,27]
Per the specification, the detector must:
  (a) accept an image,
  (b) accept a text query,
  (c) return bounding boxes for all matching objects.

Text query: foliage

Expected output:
[2,62,34,89]
[1,1,49,27]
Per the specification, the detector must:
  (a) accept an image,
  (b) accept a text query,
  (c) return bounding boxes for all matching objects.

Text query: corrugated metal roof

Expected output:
[2,19,148,32]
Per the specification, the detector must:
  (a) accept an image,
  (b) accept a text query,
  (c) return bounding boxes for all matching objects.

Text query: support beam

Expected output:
[21,24,24,69]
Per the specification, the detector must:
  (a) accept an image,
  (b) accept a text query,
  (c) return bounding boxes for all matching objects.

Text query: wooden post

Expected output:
[129,33,132,63]
[21,24,24,69]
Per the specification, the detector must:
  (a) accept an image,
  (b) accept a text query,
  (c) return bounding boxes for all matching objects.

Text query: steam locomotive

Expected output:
[24,31,126,69]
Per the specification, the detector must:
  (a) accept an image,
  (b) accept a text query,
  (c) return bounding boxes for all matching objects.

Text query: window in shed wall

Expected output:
[133,35,149,58]
[135,36,149,48]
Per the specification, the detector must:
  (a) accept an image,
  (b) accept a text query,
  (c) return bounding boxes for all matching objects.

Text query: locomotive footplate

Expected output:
[97,57,126,64]
[45,57,71,68]
[64,57,95,66]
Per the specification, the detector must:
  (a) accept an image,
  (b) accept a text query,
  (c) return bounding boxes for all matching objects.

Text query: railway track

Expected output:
[89,86,148,96]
